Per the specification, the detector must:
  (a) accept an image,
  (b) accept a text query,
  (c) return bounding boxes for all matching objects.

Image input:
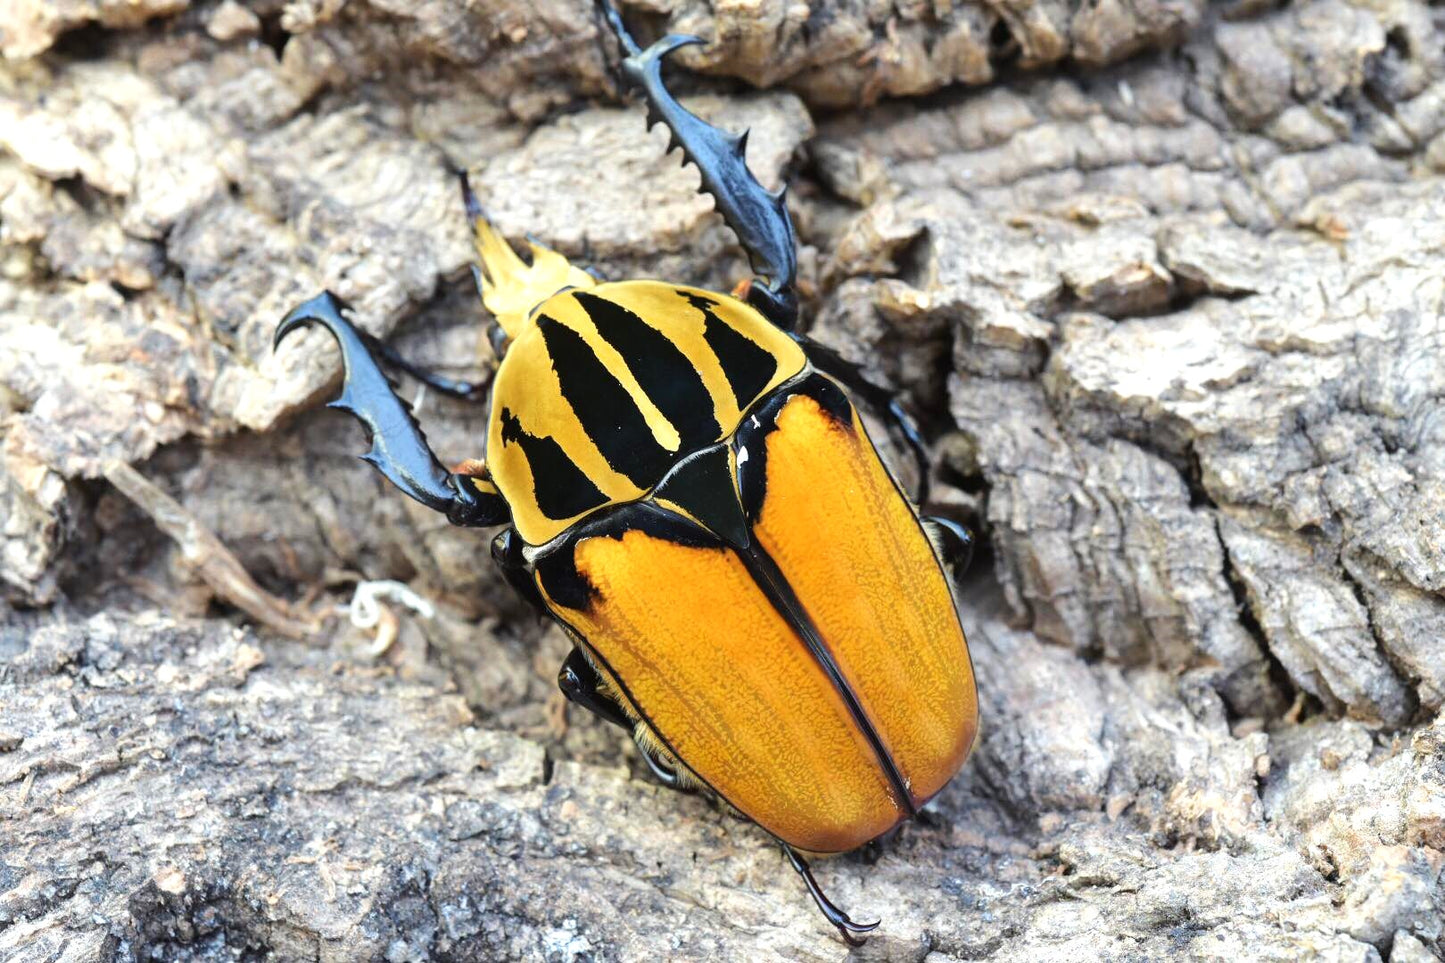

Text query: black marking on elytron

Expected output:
[796,334,933,505]
[735,411,771,526]
[574,291,722,449]
[533,535,596,611]
[736,372,854,524]
[683,292,779,409]
[739,538,918,819]
[796,370,855,425]
[533,500,723,611]
[535,496,915,845]
[499,407,609,521]
[537,314,673,490]
[653,444,750,551]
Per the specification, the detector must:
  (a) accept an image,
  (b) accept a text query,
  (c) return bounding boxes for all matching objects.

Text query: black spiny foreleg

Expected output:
[274,292,509,528]
[598,0,799,329]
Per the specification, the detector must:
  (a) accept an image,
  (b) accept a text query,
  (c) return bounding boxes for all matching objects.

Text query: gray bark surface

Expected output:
[1,1,1443,960]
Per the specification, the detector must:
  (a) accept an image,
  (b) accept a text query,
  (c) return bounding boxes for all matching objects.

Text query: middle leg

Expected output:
[798,336,932,505]
[358,330,490,401]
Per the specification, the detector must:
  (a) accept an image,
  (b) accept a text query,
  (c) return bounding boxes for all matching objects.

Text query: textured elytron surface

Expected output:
[535,379,973,855]
[751,392,977,809]
[549,519,905,854]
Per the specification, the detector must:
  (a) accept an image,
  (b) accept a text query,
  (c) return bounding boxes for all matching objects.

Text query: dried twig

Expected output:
[103,460,315,640]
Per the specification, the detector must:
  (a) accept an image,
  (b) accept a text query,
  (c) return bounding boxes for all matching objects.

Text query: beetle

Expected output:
[273,2,978,944]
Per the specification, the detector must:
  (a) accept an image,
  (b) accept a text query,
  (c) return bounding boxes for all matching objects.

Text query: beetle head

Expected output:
[461,173,596,346]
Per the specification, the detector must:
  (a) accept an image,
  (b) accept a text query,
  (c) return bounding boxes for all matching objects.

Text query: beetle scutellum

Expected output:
[273,2,979,944]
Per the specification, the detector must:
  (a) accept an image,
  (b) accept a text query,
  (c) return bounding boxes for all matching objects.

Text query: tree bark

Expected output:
[2,1,1442,960]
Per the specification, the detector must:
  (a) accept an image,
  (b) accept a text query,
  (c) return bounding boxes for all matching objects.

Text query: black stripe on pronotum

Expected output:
[537,313,674,487]
[575,291,722,448]
[684,291,779,409]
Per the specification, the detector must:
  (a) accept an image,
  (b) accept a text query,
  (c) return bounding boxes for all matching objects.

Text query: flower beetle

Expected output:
[273,2,978,944]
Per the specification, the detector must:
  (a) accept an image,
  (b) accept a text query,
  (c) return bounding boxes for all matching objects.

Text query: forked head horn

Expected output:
[461,173,596,343]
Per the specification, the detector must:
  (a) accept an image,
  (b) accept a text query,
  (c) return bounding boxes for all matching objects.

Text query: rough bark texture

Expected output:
[2,0,1444,961]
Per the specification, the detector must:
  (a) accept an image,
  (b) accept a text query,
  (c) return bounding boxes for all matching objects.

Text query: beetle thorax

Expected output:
[485,280,806,546]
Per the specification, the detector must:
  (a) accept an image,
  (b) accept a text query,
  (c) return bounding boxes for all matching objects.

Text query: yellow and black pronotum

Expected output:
[274,2,978,944]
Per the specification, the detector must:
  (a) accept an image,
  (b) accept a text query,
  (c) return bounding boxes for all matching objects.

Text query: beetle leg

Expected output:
[597,0,799,329]
[923,515,976,582]
[274,291,510,528]
[490,528,550,618]
[557,647,634,732]
[558,649,686,789]
[784,846,880,946]
[634,737,684,789]
[356,330,490,402]
[796,336,932,505]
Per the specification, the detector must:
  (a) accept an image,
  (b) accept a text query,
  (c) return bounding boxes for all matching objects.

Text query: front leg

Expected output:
[599,1,799,329]
[274,292,509,528]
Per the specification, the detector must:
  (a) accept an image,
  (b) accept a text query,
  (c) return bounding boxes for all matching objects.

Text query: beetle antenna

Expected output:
[784,846,880,946]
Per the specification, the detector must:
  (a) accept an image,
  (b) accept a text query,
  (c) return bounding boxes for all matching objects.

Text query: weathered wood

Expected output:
[2,0,1442,959]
